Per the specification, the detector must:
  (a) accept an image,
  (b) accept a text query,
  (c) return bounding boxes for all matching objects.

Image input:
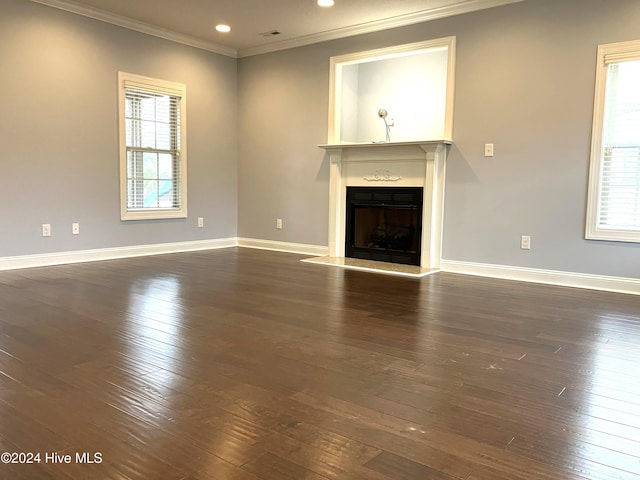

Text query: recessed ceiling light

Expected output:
[215,24,231,33]
[317,0,334,7]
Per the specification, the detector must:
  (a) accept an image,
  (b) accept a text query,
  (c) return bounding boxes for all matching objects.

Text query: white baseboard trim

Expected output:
[237,238,329,257]
[2,240,636,296]
[441,259,640,296]
[0,238,237,271]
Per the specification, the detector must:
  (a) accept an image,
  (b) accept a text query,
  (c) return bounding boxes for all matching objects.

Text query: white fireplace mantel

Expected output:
[319,140,451,269]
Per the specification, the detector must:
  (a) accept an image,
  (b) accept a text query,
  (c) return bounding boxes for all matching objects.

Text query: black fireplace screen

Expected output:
[345,187,423,266]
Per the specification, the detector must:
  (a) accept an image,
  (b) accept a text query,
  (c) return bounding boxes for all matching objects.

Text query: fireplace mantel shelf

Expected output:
[318,140,451,150]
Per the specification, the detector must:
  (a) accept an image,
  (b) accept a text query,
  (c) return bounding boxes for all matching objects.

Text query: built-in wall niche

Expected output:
[328,37,456,144]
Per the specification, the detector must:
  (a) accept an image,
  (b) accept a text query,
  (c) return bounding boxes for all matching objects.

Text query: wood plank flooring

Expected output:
[0,247,639,479]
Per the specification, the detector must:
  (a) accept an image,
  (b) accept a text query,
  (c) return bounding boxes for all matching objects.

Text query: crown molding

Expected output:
[31,0,524,59]
[30,0,238,58]
[237,0,525,57]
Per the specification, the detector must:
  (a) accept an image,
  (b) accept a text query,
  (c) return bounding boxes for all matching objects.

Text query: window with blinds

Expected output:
[586,40,640,242]
[118,72,187,220]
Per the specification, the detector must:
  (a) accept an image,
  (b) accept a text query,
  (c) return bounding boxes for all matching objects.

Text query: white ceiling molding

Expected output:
[30,0,524,59]
[237,0,525,57]
[30,0,238,58]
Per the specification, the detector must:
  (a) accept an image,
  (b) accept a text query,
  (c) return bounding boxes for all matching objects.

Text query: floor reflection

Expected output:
[124,275,184,379]
[577,313,640,455]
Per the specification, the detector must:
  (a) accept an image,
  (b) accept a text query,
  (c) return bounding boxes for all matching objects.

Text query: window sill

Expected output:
[121,209,188,221]
[586,227,640,244]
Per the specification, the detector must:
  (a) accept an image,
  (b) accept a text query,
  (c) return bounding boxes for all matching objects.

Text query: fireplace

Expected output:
[345,187,423,266]
[319,141,449,270]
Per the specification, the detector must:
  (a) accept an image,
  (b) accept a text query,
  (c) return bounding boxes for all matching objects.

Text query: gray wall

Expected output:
[3,0,639,279]
[238,0,640,278]
[1,0,237,257]
[237,46,330,244]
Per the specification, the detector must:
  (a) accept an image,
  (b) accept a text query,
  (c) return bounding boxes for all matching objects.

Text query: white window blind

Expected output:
[599,60,640,231]
[586,40,640,242]
[118,73,187,220]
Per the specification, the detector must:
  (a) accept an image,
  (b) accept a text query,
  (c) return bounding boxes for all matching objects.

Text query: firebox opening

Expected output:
[345,187,423,266]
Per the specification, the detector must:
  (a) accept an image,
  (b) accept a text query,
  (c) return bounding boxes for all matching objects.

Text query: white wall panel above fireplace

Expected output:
[331,141,435,187]
[344,161,424,187]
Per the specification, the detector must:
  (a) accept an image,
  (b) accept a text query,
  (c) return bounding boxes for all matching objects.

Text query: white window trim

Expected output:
[118,72,188,221]
[586,39,640,243]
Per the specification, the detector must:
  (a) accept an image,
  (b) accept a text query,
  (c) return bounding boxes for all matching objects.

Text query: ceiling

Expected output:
[32,0,524,57]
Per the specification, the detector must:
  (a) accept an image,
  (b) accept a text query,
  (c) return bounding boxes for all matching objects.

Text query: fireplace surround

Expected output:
[319,141,450,270]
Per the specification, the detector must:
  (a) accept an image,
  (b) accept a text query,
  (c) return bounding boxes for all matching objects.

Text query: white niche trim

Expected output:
[328,37,456,145]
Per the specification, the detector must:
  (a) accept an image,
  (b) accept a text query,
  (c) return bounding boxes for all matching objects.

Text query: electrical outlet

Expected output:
[72,223,80,235]
[484,143,494,157]
[276,218,283,230]
[521,235,531,250]
[42,224,51,237]
[197,217,204,228]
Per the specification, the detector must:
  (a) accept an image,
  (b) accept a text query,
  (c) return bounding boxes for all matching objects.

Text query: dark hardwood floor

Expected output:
[0,247,639,480]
